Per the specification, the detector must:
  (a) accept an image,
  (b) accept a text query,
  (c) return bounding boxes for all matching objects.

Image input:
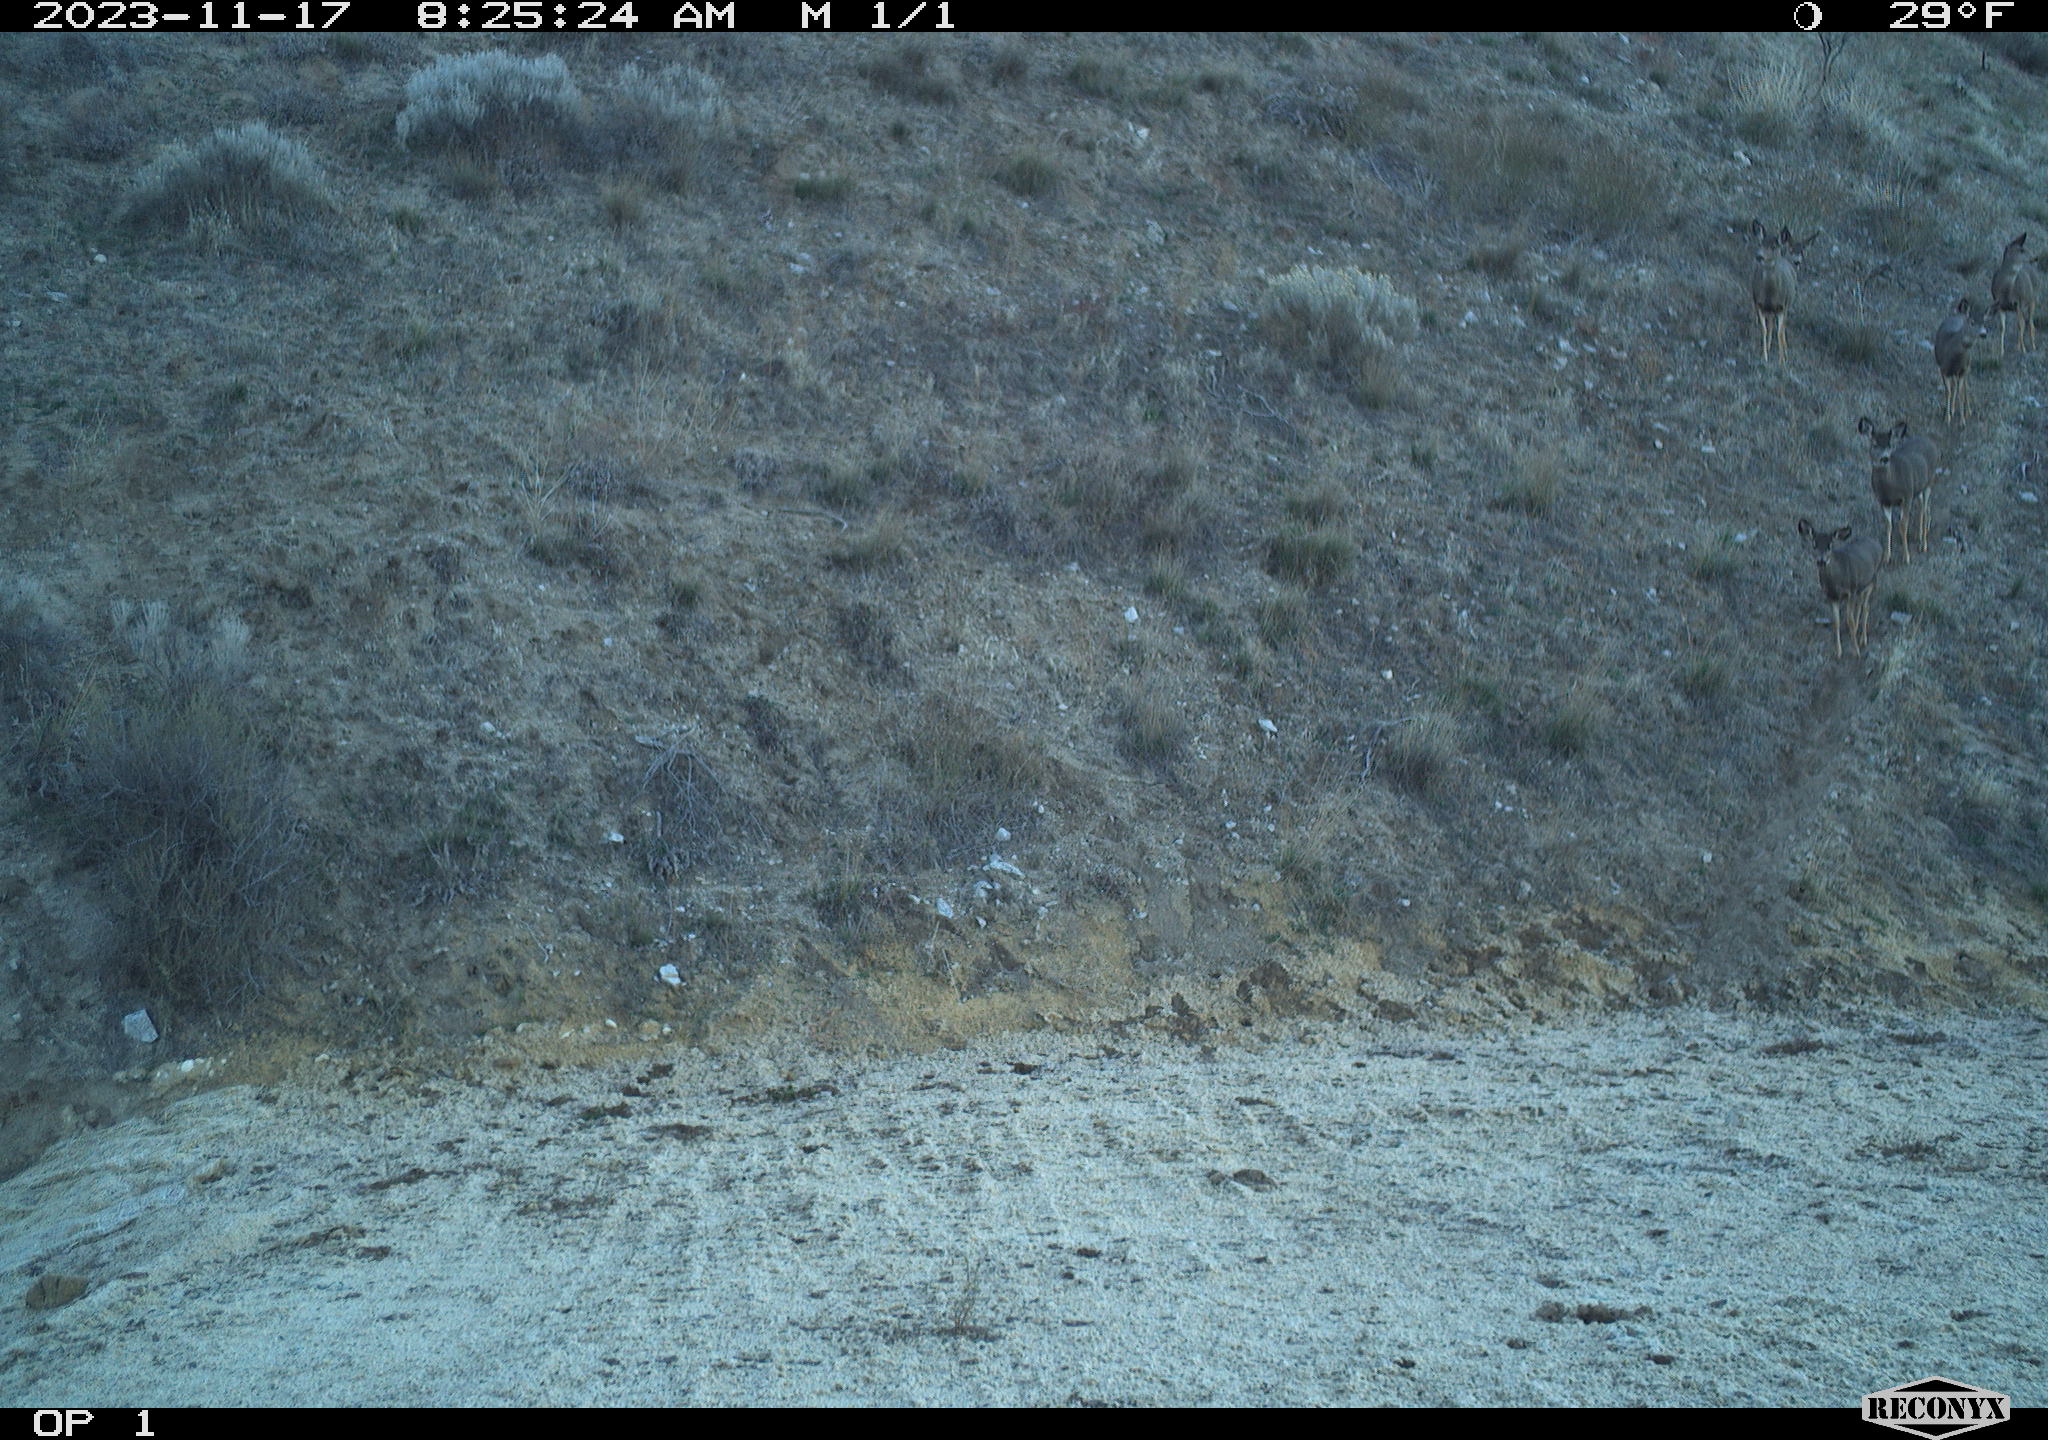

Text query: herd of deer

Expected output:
[1754,221,2039,659]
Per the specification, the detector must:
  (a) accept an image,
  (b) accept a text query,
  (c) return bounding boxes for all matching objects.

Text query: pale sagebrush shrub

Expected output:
[395,50,583,155]
[588,62,727,186]
[123,122,331,232]
[1262,265,1419,372]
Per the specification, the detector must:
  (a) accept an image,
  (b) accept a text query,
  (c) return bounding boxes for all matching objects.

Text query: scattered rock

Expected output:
[25,1274,89,1311]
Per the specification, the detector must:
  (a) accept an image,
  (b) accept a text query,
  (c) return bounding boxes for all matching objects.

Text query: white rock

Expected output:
[658,964,682,987]
[122,1009,158,1043]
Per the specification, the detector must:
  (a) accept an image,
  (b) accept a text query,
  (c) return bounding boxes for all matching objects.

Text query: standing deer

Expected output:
[1859,417,1938,564]
[1798,518,1881,659]
[1749,220,1818,363]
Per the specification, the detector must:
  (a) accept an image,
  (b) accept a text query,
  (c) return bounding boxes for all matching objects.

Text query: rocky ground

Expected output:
[4,1004,2042,1406]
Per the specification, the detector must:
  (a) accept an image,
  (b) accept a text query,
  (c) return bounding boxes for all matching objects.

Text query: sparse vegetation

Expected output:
[1278,840,1363,936]
[1541,694,1598,758]
[1678,655,1730,703]
[1262,528,1355,588]
[994,150,1060,198]
[791,172,854,202]
[589,63,726,189]
[891,699,1051,867]
[1262,265,1419,379]
[828,514,909,572]
[1689,535,1742,582]
[865,45,960,103]
[122,121,331,233]
[412,784,518,906]
[1114,690,1188,769]
[1379,711,1458,796]
[1256,589,1312,649]
[1734,50,1810,148]
[395,50,584,157]
[35,603,304,1005]
[634,744,746,881]
[1493,450,1563,517]
[1066,55,1127,99]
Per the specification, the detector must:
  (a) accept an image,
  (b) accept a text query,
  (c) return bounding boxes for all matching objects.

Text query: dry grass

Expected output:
[1734,49,1811,148]
[123,121,331,234]
[1379,711,1459,796]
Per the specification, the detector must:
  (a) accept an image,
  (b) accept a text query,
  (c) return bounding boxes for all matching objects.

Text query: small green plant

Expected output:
[1832,320,1884,366]
[596,292,689,368]
[812,460,877,511]
[1350,350,1405,410]
[440,155,502,201]
[1733,51,1808,148]
[813,869,883,939]
[1455,671,1505,719]
[834,599,905,675]
[1567,135,1668,235]
[1468,238,1524,277]
[527,507,626,579]
[413,784,518,905]
[1277,841,1360,936]
[0,599,68,721]
[1143,561,1191,604]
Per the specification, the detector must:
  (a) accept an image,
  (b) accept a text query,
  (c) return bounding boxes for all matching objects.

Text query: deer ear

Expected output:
[1858,416,1873,434]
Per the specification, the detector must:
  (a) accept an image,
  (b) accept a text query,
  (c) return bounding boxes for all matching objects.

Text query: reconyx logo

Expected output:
[1863,1376,2011,1437]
